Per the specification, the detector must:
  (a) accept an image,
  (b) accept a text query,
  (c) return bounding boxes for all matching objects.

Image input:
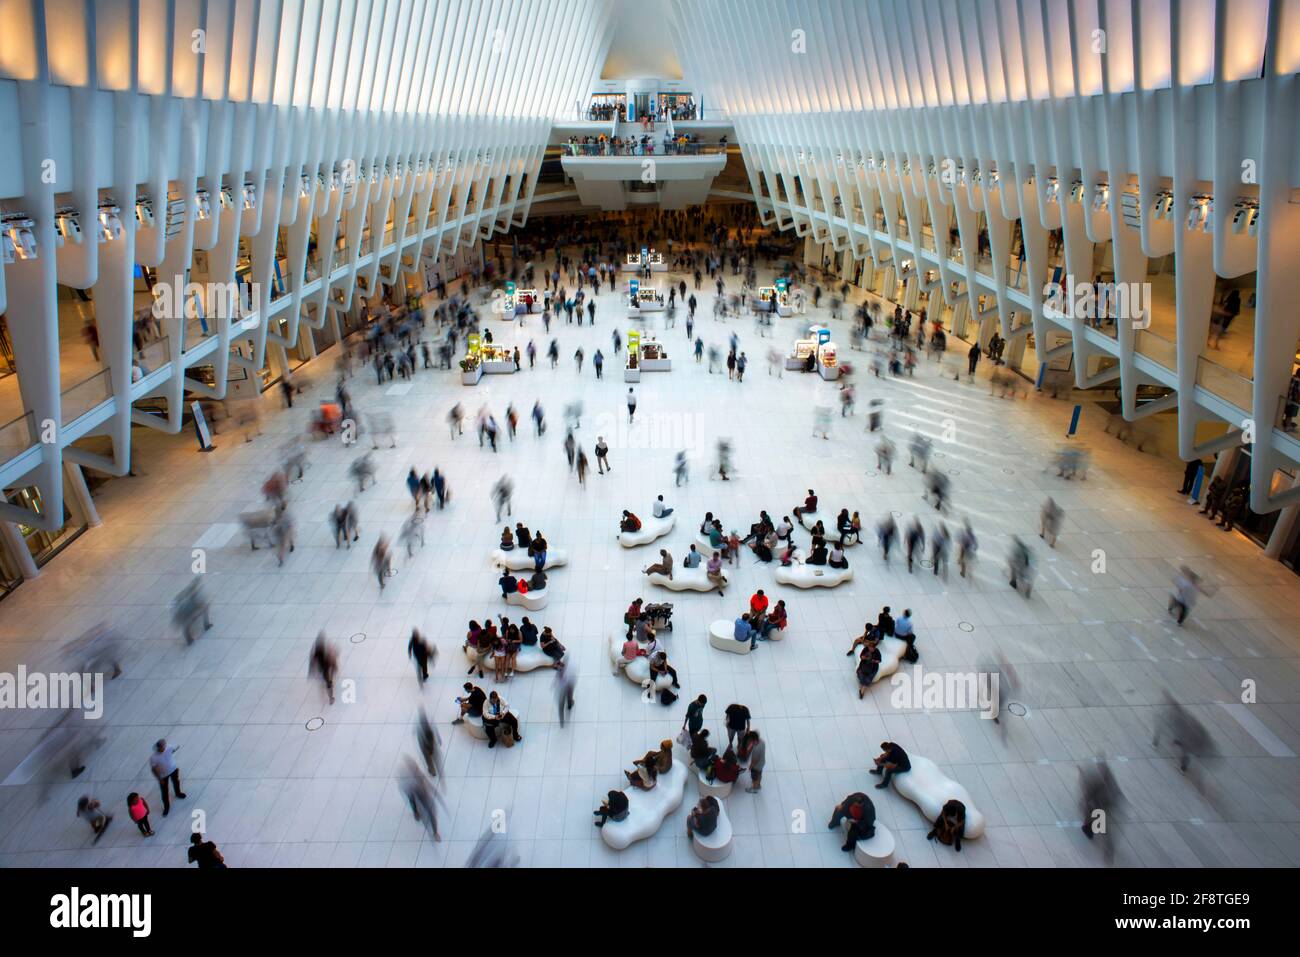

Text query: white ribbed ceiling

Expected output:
[3,0,1289,121]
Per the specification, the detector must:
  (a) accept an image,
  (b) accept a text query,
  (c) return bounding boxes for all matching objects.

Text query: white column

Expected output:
[0,523,38,580]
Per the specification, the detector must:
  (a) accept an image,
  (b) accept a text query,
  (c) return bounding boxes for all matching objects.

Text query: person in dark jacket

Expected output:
[686,796,720,839]
[869,741,911,788]
[593,789,629,827]
[1218,485,1248,532]
[829,792,877,850]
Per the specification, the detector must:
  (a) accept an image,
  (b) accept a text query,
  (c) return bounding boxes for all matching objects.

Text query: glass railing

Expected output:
[1196,356,1253,413]
[919,224,936,253]
[184,312,215,350]
[1277,392,1299,435]
[1134,328,1177,371]
[61,368,112,424]
[1005,258,1028,291]
[136,336,171,377]
[0,411,37,467]
[563,141,727,157]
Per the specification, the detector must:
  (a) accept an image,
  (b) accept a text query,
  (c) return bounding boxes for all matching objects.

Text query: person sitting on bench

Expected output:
[828,792,877,851]
[643,548,673,579]
[515,524,532,549]
[828,544,849,569]
[869,741,911,789]
[499,527,515,551]
[686,796,721,839]
[793,489,817,520]
[593,789,630,827]
[928,799,967,852]
[540,628,566,661]
[498,571,520,596]
[620,510,642,533]
[807,536,829,566]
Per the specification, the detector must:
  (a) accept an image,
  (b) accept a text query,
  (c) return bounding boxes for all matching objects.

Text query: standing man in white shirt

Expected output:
[149,739,187,816]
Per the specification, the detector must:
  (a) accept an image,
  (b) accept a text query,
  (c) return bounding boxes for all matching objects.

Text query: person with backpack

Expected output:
[828,792,877,851]
[188,832,227,867]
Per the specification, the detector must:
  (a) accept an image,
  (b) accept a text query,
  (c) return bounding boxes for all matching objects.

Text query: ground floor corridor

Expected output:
[0,265,1297,870]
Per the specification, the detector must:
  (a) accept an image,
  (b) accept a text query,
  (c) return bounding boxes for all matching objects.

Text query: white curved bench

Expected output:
[608,634,673,688]
[708,619,752,655]
[696,531,728,553]
[841,819,895,868]
[461,712,488,740]
[872,636,908,684]
[690,800,733,863]
[465,643,564,673]
[601,759,689,850]
[503,587,548,611]
[619,514,675,548]
[799,511,861,546]
[775,563,852,588]
[891,754,986,839]
[492,548,569,571]
[695,766,733,799]
[647,566,719,593]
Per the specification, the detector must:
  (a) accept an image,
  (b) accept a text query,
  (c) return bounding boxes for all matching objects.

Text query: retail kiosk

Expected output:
[639,337,671,371]
[461,333,515,384]
[513,287,541,316]
[626,278,665,316]
[625,329,642,381]
[756,278,794,316]
[621,247,668,273]
[787,325,838,379]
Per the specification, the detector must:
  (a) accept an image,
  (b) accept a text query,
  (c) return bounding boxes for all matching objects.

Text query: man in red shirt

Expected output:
[749,589,769,620]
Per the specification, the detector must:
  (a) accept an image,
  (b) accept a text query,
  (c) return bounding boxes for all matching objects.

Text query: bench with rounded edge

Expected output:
[492,548,569,571]
[600,758,689,850]
[619,514,675,548]
[891,754,986,840]
[609,634,673,689]
[646,565,721,593]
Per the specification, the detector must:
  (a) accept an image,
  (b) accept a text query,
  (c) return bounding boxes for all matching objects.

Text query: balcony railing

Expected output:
[61,368,112,424]
[564,141,727,158]
[0,411,37,468]
[1196,355,1253,413]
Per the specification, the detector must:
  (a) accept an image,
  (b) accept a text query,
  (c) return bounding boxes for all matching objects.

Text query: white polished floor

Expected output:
[1,264,1298,869]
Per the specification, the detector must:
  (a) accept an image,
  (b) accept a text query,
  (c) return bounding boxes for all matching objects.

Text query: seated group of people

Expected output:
[498,566,547,596]
[622,739,674,791]
[846,606,918,695]
[465,615,566,679]
[621,495,675,536]
[498,523,551,570]
[805,508,862,547]
[804,533,848,569]
[453,684,521,748]
[737,510,794,563]
[731,589,788,649]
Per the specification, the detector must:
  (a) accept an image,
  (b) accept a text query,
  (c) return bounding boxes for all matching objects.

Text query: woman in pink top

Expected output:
[127,792,154,837]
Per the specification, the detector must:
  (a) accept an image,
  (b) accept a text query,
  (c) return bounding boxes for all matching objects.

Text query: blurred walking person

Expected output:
[309,632,339,705]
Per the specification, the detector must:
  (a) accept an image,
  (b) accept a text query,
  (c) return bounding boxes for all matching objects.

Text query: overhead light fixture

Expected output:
[135,195,155,227]
[1187,193,1213,232]
[97,200,123,241]
[1231,197,1259,236]
[2,213,38,262]
[1044,176,1061,204]
[299,175,311,199]
[241,182,257,210]
[1092,181,1110,212]
[1069,179,1085,203]
[1150,189,1174,220]
[988,169,1001,187]
[219,185,236,210]
[193,188,212,221]
[55,206,83,244]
